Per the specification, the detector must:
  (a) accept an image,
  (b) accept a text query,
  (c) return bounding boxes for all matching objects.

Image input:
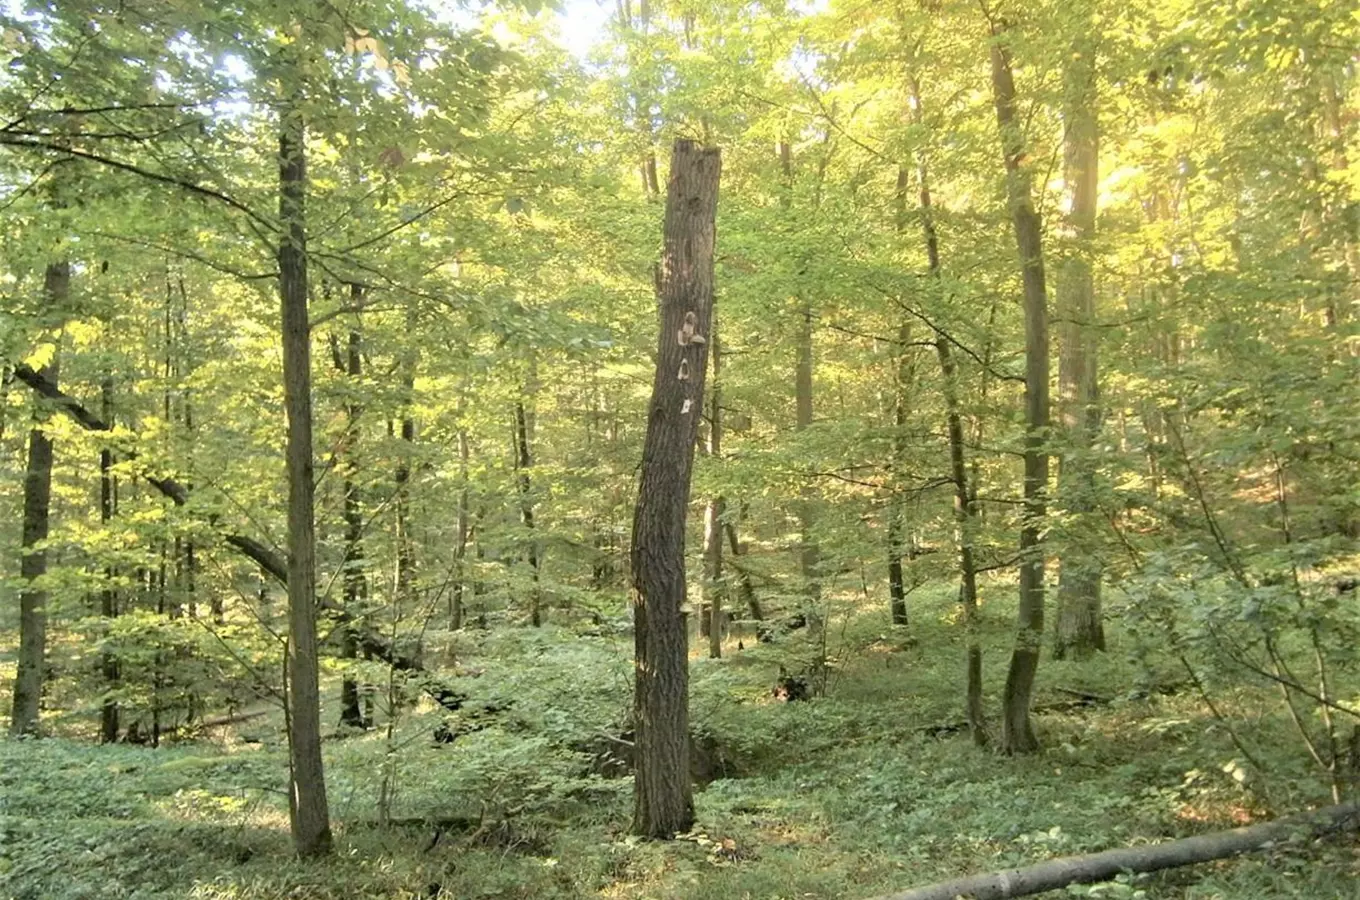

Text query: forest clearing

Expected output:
[2,0,1358,897]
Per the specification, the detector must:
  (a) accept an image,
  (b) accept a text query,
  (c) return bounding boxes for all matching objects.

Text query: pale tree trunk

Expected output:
[278,91,332,856]
[988,21,1051,755]
[702,325,725,658]
[100,376,120,743]
[10,261,67,737]
[1053,34,1105,661]
[780,140,822,620]
[906,69,987,746]
[632,138,720,839]
[886,167,912,627]
[337,305,369,730]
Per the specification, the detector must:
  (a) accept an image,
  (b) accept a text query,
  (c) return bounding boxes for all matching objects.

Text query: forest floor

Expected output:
[2,580,1358,899]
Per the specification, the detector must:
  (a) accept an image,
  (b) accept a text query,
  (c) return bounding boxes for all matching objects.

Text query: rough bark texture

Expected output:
[631,138,720,839]
[989,25,1050,755]
[10,260,68,737]
[868,803,1360,900]
[278,101,332,857]
[1053,33,1105,661]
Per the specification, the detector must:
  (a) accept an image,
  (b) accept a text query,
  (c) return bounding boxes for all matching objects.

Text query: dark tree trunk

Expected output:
[1053,31,1105,661]
[514,373,541,626]
[10,261,67,737]
[452,427,469,630]
[278,96,332,857]
[338,307,369,730]
[631,139,720,839]
[394,314,417,626]
[903,67,988,746]
[702,326,725,659]
[989,23,1051,755]
[100,376,120,744]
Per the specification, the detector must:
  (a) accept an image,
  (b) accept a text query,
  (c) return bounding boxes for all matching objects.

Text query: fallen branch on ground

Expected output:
[866,802,1360,900]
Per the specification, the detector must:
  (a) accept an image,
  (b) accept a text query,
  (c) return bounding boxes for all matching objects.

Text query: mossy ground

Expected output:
[2,581,1357,899]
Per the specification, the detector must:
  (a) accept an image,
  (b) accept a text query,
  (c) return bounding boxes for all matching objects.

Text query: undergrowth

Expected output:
[2,582,1357,899]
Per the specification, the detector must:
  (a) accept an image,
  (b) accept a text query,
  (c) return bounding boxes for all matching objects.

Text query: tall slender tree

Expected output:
[10,261,69,737]
[987,12,1051,755]
[631,139,720,839]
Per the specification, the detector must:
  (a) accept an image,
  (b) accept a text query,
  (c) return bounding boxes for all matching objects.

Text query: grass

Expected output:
[2,580,1358,899]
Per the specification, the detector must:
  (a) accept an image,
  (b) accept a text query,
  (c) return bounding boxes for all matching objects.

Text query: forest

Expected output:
[1,0,1358,897]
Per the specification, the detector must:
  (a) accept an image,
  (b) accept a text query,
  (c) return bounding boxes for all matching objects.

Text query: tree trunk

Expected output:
[702,326,725,659]
[989,23,1051,755]
[631,138,720,839]
[905,68,988,747]
[515,374,541,626]
[1053,36,1105,661]
[394,312,417,629]
[338,307,369,730]
[278,95,332,857]
[10,260,67,737]
[869,803,1360,900]
[780,140,821,621]
[886,167,912,628]
[100,376,120,744]
[724,509,762,621]
[452,426,469,631]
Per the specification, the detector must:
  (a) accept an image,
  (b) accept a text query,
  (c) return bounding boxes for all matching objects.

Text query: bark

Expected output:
[514,373,541,626]
[1053,36,1105,661]
[10,260,67,737]
[394,311,417,627]
[451,426,469,630]
[868,803,1360,900]
[702,325,725,659]
[906,69,987,746]
[781,140,821,618]
[338,306,368,730]
[989,22,1050,755]
[100,376,120,744]
[278,95,332,857]
[886,167,912,628]
[631,138,720,839]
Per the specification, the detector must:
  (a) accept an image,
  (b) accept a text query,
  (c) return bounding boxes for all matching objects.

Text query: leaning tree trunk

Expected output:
[1053,33,1105,661]
[631,138,721,839]
[10,261,68,737]
[988,21,1051,755]
[905,68,988,746]
[278,92,332,857]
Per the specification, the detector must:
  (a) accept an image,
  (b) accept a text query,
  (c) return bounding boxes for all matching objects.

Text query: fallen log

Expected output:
[9,361,467,711]
[867,802,1360,900]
